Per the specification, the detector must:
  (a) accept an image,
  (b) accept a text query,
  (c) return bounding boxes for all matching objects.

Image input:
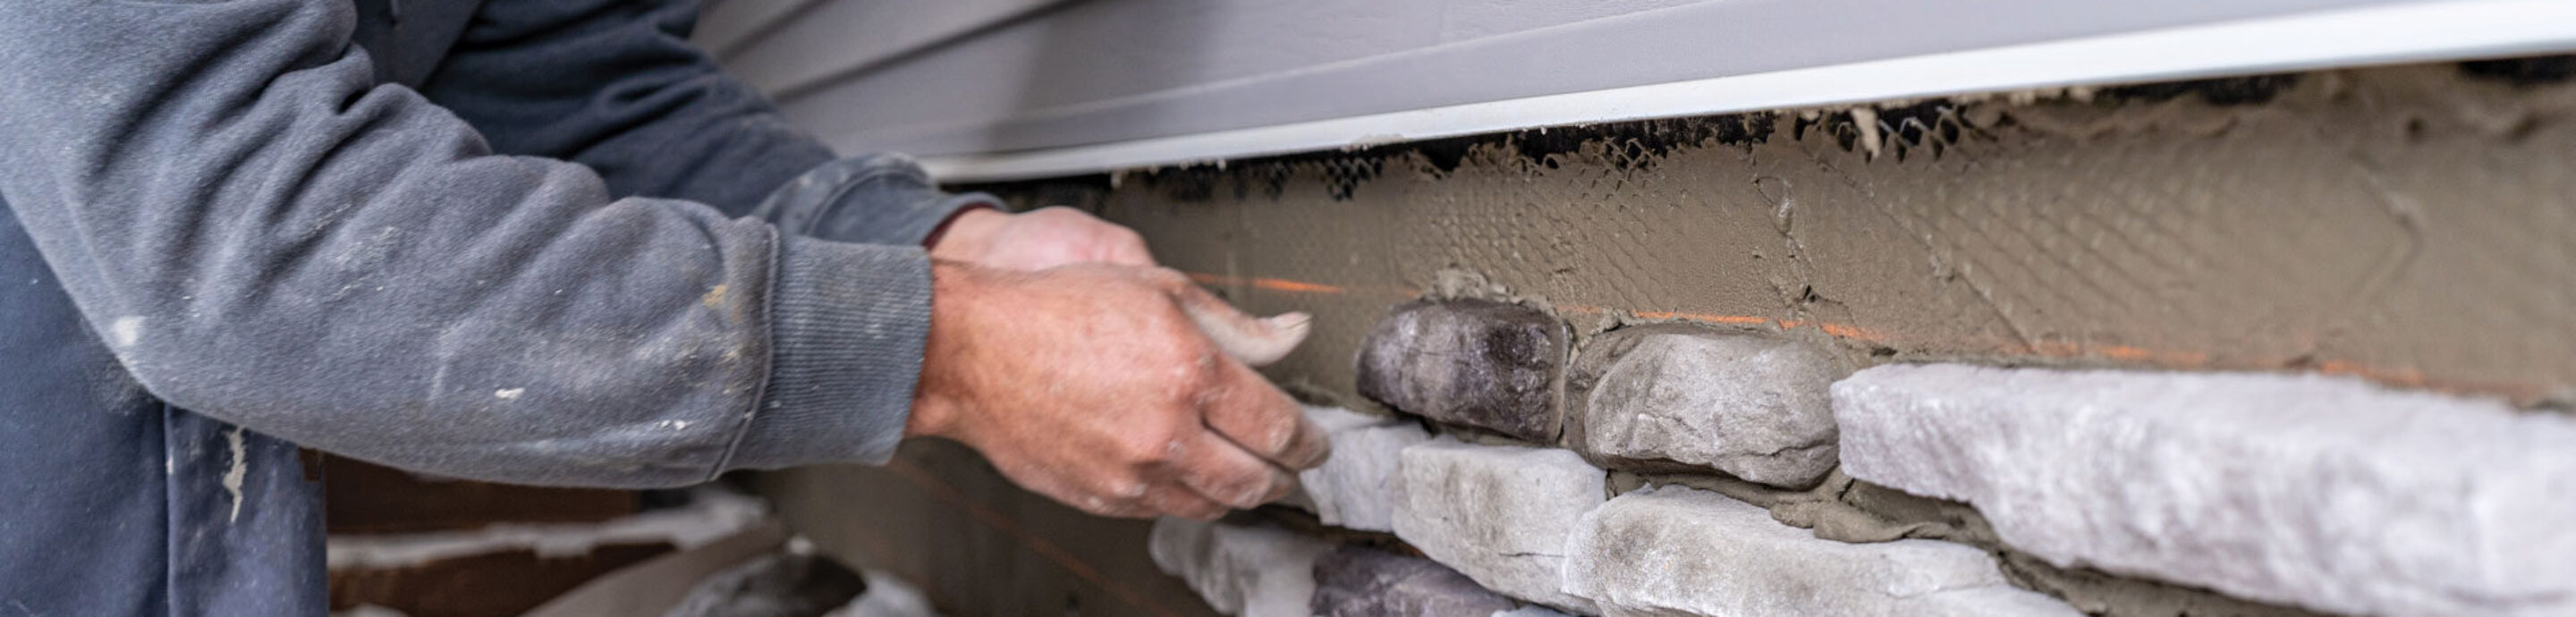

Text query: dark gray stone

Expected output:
[1355,299,1566,442]
[1310,545,1519,617]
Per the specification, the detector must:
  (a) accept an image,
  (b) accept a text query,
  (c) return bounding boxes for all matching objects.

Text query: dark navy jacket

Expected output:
[0,1,988,614]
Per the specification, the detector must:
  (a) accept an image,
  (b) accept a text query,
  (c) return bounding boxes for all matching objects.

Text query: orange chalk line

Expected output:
[1185,272,1349,294]
[1190,271,2520,395]
[880,459,1191,617]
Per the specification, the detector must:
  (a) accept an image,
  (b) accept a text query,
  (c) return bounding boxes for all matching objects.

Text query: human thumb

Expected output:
[1171,284,1310,367]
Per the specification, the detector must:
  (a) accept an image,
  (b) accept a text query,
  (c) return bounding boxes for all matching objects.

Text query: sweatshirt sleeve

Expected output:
[413,0,1002,247]
[413,0,836,216]
[0,0,927,487]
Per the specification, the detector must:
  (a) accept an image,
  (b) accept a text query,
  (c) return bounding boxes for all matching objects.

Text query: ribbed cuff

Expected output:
[731,236,934,469]
[754,152,1007,247]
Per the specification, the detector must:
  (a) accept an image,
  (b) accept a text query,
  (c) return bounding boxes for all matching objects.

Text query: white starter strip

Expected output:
[920,0,2576,182]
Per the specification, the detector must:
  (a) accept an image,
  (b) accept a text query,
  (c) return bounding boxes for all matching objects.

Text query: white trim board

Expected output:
[917,0,2576,182]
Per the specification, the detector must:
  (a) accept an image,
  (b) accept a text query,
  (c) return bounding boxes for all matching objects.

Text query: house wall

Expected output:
[696,0,2486,165]
[696,4,2576,614]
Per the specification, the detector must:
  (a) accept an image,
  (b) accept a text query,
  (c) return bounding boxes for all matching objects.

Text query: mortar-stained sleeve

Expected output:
[0,1,928,487]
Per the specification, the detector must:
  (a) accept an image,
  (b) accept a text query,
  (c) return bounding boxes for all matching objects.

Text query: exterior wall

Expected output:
[698,0,1069,97]
[699,5,2576,615]
[695,0,2522,165]
[815,60,2576,617]
[1091,63,2576,617]
[1075,64,2576,406]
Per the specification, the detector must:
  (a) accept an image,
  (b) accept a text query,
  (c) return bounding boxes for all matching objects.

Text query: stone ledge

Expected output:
[1562,486,2079,617]
[1392,437,1606,613]
[1835,364,2576,617]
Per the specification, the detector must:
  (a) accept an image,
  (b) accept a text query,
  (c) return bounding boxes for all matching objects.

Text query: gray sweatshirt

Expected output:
[0,0,984,490]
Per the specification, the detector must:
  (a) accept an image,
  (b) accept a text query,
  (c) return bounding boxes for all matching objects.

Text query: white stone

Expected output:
[1392,437,1606,613]
[1148,518,1335,617]
[1572,325,1844,487]
[1835,364,2576,617]
[1297,406,1431,532]
[1562,486,2079,617]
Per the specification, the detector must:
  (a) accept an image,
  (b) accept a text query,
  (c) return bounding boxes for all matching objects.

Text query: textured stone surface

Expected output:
[1310,545,1519,617]
[1297,406,1431,532]
[1835,364,2576,617]
[1356,299,1565,442]
[1148,518,1335,617]
[1392,437,1605,613]
[1568,324,1845,487]
[1563,486,2080,617]
[665,552,868,617]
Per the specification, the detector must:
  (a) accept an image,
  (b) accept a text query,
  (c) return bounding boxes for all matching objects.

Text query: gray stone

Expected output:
[1568,325,1844,487]
[1392,437,1604,613]
[1149,518,1336,617]
[1298,406,1432,532]
[1561,486,2080,617]
[1311,545,1520,617]
[1356,299,1566,442]
[1835,364,2576,617]
[662,552,868,617]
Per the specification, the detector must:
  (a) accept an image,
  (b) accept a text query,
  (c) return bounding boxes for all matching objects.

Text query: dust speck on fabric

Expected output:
[221,427,247,524]
[110,316,143,347]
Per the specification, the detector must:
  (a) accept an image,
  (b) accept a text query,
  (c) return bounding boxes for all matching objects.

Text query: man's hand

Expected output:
[906,262,1325,520]
[929,207,1155,271]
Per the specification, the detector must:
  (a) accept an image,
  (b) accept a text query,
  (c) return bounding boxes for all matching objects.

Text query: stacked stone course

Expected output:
[1836,364,2576,617]
[1148,298,2576,617]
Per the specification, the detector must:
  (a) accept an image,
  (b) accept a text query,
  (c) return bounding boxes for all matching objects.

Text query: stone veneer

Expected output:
[1151,297,2567,617]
